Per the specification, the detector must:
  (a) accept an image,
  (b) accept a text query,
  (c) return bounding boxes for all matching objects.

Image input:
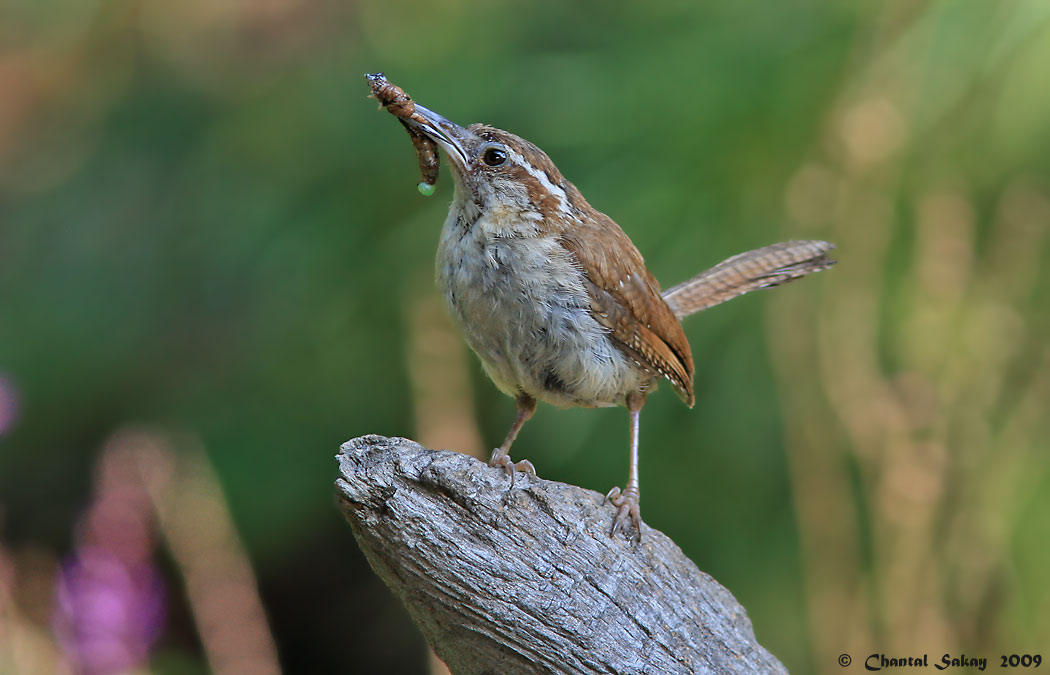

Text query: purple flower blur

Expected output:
[0,373,19,437]
[52,434,168,674]
[53,550,165,675]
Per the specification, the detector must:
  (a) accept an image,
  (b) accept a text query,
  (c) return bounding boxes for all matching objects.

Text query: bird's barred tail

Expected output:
[661,240,836,320]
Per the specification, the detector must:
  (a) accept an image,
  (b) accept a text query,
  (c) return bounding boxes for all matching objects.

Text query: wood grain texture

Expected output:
[337,435,787,675]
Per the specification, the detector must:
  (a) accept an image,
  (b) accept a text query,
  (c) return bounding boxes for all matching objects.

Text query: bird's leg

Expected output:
[606,390,645,540]
[489,394,537,487]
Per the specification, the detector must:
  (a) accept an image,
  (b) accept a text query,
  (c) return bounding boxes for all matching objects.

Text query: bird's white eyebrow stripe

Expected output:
[507,148,572,217]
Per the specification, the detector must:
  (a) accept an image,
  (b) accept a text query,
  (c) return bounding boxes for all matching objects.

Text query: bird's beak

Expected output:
[403,104,474,170]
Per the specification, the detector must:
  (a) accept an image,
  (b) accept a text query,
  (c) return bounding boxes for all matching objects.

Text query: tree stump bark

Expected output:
[336,434,787,675]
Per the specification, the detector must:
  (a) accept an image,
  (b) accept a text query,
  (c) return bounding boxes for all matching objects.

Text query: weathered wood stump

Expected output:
[337,435,787,675]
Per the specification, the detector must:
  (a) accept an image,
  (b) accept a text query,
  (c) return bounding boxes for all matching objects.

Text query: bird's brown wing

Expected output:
[558,213,695,407]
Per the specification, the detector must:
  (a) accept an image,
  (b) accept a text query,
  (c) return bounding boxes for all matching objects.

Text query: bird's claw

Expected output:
[489,448,536,489]
[605,486,642,542]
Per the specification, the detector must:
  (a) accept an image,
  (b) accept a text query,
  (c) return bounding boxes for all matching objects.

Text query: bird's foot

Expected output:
[605,485,642,542]
[489,448,536,489]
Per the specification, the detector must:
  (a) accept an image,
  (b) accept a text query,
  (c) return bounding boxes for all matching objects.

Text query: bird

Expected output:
[367,74,835,539]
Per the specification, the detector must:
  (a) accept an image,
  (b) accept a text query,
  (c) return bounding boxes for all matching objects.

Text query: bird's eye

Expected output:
[481,146,508,167]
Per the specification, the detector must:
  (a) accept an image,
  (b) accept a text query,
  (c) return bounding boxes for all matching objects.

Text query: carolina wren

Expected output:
[368,74,835,539]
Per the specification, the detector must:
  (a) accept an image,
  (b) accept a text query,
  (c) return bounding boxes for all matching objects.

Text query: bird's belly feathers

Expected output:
[436,215,647,408]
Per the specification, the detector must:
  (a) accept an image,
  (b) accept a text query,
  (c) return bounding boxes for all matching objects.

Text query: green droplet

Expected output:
[417,181,436,197]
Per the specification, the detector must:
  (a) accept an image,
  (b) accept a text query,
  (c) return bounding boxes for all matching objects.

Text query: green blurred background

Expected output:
[2,0,1049,673]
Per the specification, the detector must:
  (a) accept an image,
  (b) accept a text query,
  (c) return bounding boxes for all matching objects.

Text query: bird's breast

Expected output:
[436,210,650,407]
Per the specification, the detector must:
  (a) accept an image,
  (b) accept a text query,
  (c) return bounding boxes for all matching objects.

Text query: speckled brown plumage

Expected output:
[558,213,695,407]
